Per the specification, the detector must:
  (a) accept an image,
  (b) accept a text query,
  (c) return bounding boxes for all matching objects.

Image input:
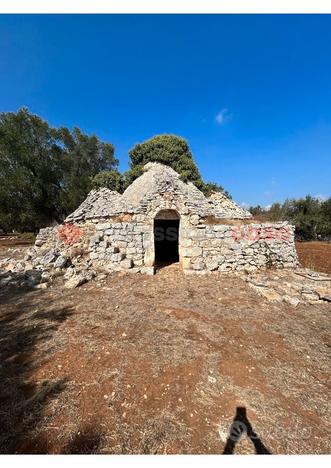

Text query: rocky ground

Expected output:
[0,239,330,454]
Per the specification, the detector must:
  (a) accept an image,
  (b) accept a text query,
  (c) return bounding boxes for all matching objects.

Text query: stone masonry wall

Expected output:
[180,221,298,273]
[88,216,150,273]
[87,217,298,274]
[30,217,298,278]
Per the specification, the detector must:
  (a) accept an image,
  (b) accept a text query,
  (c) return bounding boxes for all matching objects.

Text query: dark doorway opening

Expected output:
[154,219,179,266]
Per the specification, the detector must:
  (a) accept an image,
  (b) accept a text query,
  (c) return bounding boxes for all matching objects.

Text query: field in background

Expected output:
[296,241,331,274]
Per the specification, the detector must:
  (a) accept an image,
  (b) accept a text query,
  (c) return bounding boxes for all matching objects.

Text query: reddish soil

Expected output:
[0,255,330,454]
[0,236,33,263]
[296,241,331,275]
[0,235,33,248]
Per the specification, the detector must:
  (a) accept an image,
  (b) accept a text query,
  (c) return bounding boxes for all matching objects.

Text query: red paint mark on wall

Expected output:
[231,225,291,242]
[58,224,82,245]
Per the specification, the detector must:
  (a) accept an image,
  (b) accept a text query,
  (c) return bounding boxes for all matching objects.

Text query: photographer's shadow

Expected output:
[223,407,272,454]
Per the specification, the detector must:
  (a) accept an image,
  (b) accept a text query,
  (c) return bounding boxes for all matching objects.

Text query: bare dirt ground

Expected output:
[0,239,330,454]
[0,236,32,260]
[296,241,331,275]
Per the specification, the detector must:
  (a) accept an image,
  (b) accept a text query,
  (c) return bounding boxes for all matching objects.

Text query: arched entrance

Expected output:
[154,210,180,267]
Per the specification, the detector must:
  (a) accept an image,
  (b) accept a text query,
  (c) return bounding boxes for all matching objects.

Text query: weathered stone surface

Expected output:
[0,275,12,287]
[15,262,25,272]
[90,233,102,245]
[120,258,133,269]
[40,250,56,265]
[205,260,219,271]
[181,257,191,269]
[64,267,75,279]
[283,295,300,307]
[182,246,202,257]
[27,162,298,277]
[140,266,154,275]
[64,274,87,289]
[256,288,283,302]
[192,261,204,270]
[54,255,69,269]
[111,253,125,262]
[209,191,252,219]
[25,270,42,286]
[41,271,50,283]
[34,282,48,289]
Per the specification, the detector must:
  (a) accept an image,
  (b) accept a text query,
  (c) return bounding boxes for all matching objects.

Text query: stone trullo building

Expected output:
[30,162,298,278]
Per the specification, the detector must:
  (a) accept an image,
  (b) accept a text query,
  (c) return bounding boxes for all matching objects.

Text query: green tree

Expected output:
[203,181,231,199]
[249,205,267,221]
[318,198,331,239]
[57,126,118,217]
[267,202,283,222]
[91,170,123,192]
[0,108,64,232]
[0,108,118,232]
[283,196,322,240]
[125,134,230,196]
[126,134,203,189]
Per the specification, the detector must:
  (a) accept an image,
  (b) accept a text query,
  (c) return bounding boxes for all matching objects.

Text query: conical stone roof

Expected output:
[121,162,212,215]
[65,188,123,222]
[208,192,252,219]
[65,162,252,222]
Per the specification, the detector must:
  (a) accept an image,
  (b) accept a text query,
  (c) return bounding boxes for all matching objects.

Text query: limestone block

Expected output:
[256,254,266,264]
[120,258,133,269]
[181,257,191,269]
[116,240,128,249]
[111,253,125,262]
[96,223,111,231]
[190,214,200,225]
[54,255,69,269]
[181,238,193,248]
[64,275,86,289]
[192,261,204,270]
[213,225,228,232]
[140,266,155,275]
[181,246,202,257]
[40,250,56,265]
[206,260,219,271]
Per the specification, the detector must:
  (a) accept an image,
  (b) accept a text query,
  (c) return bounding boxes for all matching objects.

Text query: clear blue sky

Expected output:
[0,14,330,207]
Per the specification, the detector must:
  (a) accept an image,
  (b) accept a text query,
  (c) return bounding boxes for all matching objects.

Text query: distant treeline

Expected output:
[0,108,226,233]
[1,109,329,240]
[249,197,331,241]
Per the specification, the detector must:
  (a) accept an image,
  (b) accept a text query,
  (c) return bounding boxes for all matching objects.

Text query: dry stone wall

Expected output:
[180,220,298,273]
[29,216,298,278]
[89,217,149,272]
[0,163,302,289]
